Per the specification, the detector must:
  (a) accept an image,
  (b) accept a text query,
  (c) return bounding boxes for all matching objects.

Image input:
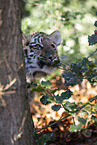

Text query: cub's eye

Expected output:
[34,44,42,50]
[51,43,56,49]
[29,44,43,50]
[33,45,39,49]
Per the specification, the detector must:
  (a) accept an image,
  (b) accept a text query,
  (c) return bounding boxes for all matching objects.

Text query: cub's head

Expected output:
[23,30,61,81]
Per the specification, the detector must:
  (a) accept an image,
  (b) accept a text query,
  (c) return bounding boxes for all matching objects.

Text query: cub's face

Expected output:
[23,31,61,81]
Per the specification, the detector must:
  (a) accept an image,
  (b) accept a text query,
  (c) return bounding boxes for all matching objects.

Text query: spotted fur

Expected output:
[23,31,61,82]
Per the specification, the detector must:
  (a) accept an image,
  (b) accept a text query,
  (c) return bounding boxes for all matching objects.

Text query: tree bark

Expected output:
[0,0,37,144]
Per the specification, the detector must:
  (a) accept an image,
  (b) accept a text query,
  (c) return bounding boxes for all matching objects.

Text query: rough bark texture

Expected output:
[0,0,37,144]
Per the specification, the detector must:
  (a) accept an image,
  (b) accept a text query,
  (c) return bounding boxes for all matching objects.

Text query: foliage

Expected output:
[37,132,55,145]
[63,57,96,86]
[31,21,97,137]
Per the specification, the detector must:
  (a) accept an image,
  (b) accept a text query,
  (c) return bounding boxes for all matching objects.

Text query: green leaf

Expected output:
[77,117,87,125]
[63,71,82,86]
[63,101,78,112]
[52,104,61,111]
[81,57,91,66]
[71,63,82,76]
[63,71,73,79]
[61,89,73,99]
[41,80,52,87]
[70,124,82,132]
[94,21,97,27]
[94,104,97,109]
[30,85,45,92]
[81,58,90,72]
[54,95,63,103]
[88,34,97,45]
[40,96,51,105]
[80,110,89,115]
[67,76,82,86]
[37,133,55,145]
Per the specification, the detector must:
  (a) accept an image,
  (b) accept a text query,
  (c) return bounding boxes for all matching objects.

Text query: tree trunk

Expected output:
[0,0,37,144]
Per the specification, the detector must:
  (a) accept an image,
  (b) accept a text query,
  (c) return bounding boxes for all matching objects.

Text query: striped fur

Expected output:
[23,31,61,82]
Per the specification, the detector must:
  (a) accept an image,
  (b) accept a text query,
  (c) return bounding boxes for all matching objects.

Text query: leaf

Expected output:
[37,133,55,145]
[65,76,82,86]
[81,58,92,66]
[40,96,51,105]
[41,80,52,87]
[52,104,61,111]
[77,117,87,125]
[80,110,89,115]
[54,95,63,103]
[63,71,73,79]
[81,58,95,76]
[94,104,97,109]
[94,21,97,27]
[63,71,82,86]
[63,101,78,112]
[81,58,90,72]
[88,34,97,45]
[70,124,82,132]
[61,89,73,100]
[71,62,82,76]
[30,85,45,92]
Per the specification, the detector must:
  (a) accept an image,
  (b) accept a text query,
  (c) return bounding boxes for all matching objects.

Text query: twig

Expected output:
[0,95,6,107]
[36,95,97,133]
[0,90,16,95]
[87,48,97,59]
[36,114,70,133]
[3,78,17,91]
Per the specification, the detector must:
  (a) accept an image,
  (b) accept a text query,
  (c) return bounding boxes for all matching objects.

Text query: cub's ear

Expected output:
[50,30,61,46]
[22,33,32,46]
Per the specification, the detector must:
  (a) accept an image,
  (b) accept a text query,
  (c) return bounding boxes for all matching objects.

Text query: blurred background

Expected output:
[22,0,97,65]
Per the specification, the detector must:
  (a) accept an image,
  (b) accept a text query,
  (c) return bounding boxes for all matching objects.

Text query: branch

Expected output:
[87,48,97,59]
[36,95,97,133]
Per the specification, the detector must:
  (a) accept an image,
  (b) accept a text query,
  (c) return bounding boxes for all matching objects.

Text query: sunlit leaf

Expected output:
[70,124,82,132]
[41,80,52,87]
[37,133,55,145]
[80,110,89,115]
[30,85,45,92]
[63,101,78,112]
[94,104,97,109]
[77,117,87,125]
